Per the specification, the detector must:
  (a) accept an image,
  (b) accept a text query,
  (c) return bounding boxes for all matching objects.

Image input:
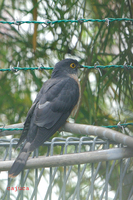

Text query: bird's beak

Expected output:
[78,64,84,68]
[77,64,83,77]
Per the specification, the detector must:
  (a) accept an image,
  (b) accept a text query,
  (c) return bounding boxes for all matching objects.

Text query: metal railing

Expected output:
[0,136,133,200]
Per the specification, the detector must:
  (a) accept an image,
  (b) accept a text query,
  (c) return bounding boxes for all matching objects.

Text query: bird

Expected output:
[8,58,83,178]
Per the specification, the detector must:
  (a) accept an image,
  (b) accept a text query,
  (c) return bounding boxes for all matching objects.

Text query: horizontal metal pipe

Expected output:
[0,147,133,172]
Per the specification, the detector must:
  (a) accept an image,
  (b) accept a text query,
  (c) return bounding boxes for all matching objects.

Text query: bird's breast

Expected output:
[69,74,81,117]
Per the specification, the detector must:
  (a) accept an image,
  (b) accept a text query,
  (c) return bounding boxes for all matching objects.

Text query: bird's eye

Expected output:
[70,63,76,68]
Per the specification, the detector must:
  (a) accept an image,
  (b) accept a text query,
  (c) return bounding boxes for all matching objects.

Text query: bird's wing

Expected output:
[35,77,79,128]
[27,77,79,151]
[15,103,37,149]
[15,78,61,149]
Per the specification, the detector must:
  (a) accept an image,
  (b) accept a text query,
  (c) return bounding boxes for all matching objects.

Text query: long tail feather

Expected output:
[8,142,31,178]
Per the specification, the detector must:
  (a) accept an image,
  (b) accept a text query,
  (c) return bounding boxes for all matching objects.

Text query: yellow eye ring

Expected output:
[70,63,76,68]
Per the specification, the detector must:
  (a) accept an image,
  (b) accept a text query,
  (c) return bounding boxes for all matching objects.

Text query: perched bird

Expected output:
[9,58,82,178]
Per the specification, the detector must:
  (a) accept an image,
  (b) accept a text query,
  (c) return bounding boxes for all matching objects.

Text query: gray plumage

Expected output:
[9,58,82,177]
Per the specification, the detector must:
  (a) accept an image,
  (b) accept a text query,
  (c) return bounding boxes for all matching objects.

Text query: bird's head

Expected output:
[51,58,83,78]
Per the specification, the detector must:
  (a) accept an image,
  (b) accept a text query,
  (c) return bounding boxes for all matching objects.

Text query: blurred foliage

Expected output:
[0,0,133,199]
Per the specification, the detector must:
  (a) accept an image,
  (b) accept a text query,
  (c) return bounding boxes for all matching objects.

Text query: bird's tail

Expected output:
[8,142,31,178]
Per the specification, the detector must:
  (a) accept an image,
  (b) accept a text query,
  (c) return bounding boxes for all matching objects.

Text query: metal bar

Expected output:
[1,137,133,200]
[1,147,133,171]
[1,122,133,149]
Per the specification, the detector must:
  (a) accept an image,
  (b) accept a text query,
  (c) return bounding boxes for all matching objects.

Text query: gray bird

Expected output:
[9,58,82,177]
